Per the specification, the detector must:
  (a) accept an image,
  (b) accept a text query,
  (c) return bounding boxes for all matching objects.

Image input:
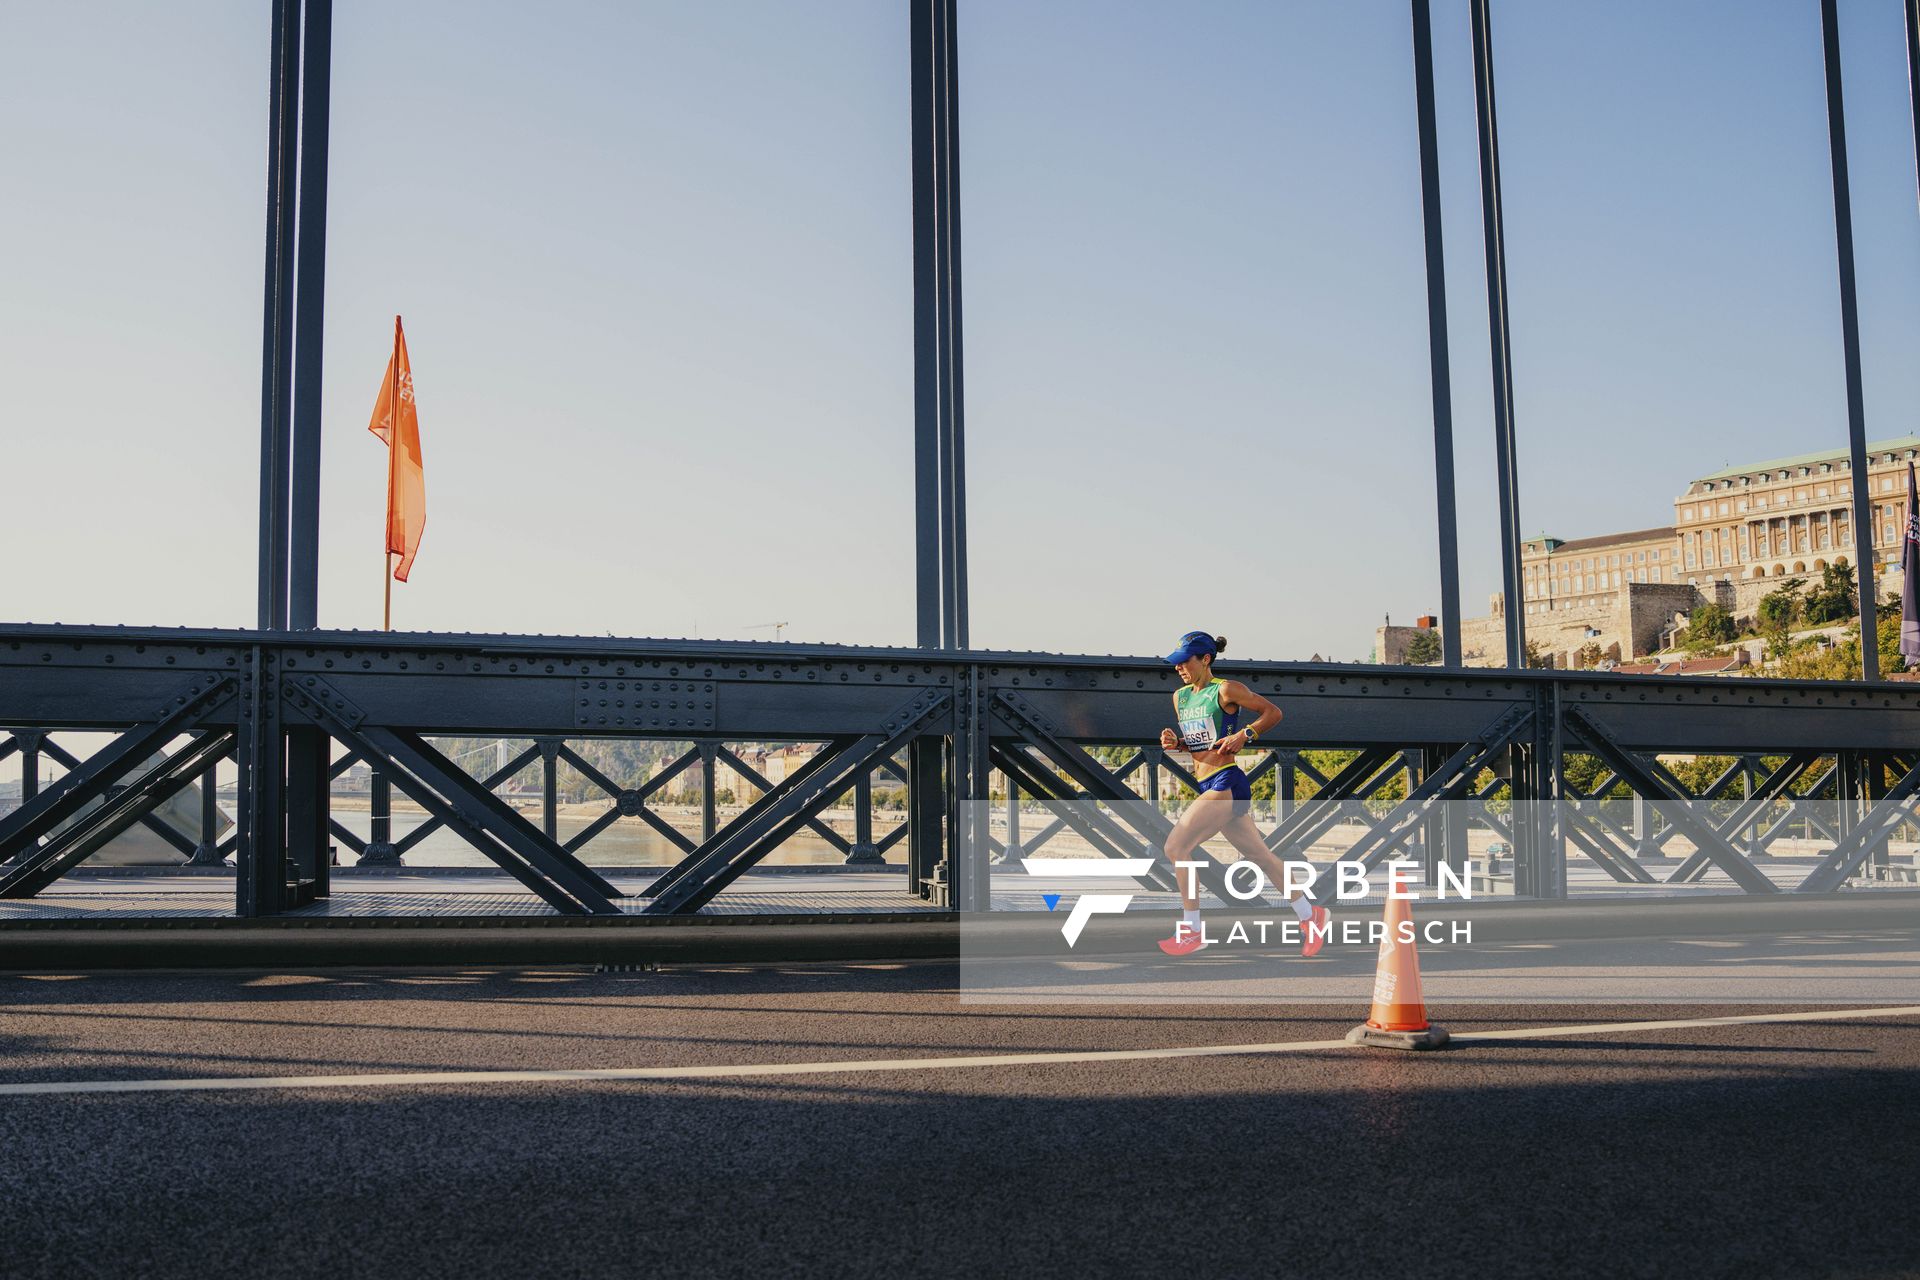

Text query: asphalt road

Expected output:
[1,963,1916,1279]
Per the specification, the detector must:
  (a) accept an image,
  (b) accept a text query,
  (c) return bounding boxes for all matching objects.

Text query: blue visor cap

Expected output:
[1164,631,1217,665]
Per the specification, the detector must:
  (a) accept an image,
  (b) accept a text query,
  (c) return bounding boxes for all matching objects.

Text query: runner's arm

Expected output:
[1210,680,1281,755]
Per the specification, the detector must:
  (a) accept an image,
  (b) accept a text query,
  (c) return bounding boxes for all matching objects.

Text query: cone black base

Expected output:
[1346,1024,1450,1051]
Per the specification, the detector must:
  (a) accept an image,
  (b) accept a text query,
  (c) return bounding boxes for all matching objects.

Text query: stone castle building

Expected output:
[1379,435,1919,669]
[1673,436,1918,588]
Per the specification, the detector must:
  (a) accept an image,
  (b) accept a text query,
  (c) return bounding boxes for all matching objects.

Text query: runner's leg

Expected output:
[1164,790,1237,912]
[1220,812,1330,954]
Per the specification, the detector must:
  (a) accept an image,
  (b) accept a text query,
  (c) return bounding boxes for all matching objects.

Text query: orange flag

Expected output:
[367,316,426,582]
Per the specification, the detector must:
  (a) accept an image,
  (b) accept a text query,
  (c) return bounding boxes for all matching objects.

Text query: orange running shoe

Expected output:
[1157,928,1208,957]
[1300,905,1331,958]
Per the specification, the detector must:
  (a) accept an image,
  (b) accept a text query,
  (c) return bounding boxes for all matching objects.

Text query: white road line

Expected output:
[3,1005,1917,1098]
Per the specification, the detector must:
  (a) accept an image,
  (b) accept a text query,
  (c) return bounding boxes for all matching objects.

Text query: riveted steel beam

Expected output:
[0,676,237,862]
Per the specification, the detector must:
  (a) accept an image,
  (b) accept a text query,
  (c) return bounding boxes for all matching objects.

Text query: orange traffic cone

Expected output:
[1345,893,1449,1050]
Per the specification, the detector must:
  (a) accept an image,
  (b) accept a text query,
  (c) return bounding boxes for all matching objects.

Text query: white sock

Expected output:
[1291,895,1314,922]
[1181,908,1202,933]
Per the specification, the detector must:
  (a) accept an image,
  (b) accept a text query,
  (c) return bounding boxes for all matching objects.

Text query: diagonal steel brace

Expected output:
[1666,751,1821,883]
[1561,706,1779,894]
[1798,755,1920,892]
[644,690,952,914]
[1330,706,1534,882]
[0,730,235,898]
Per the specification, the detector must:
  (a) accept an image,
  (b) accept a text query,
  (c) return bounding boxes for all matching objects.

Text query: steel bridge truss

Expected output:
[6,627,1920,916]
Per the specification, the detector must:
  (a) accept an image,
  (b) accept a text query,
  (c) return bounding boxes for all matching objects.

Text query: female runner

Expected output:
[1155,630,1328,957]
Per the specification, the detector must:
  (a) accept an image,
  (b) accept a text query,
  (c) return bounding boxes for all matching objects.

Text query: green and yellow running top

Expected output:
[1174,678,1239,781]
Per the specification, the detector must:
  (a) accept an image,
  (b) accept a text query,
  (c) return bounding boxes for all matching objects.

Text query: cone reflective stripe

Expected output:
[1365,893,1430,1032]
[1346,893,1449,1050]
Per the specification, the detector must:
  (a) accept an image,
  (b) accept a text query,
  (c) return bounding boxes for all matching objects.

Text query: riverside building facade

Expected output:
[1379,434,1919,669]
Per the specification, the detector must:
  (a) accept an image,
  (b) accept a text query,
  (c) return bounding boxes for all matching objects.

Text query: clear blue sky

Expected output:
[5,1,1919,662]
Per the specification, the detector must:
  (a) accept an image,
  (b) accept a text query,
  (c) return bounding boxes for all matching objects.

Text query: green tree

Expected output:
[1876,594,1908,676]
[1524,639,1554,669]
[1573,641,1604,670]
[1802,559,1857,625]
[1775,632,1860,681]
[1684,602,1735,651]
[1757,580,1803,658]
[1404,629,1442,666]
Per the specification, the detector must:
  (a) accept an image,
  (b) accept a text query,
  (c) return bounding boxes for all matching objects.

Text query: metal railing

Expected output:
[6,624,1920,917]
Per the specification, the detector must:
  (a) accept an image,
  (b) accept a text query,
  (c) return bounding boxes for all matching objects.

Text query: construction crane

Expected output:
[745,622,791,642]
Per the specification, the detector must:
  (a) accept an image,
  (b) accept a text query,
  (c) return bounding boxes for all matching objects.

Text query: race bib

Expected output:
[1177,716,1216,750]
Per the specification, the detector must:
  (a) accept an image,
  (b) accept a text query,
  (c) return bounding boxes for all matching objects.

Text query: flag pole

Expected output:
[383,316,399,632]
